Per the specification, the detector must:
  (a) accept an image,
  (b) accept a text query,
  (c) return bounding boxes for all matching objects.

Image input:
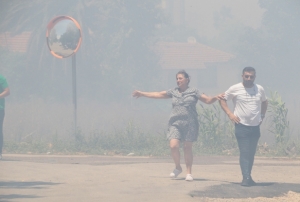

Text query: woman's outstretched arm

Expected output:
[132,90,170,99]
[199,93,224,104]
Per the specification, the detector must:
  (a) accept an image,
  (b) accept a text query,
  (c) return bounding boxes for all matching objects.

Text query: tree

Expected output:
[236,0,300,91]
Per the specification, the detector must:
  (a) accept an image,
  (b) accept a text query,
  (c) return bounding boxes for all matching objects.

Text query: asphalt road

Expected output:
[1,154,300,202]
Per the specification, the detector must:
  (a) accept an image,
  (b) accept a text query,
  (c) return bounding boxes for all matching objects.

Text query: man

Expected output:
[219,67,268,186]
[0,74,10,160]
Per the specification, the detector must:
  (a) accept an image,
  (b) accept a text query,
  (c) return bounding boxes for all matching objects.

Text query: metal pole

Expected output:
[72,54,77,135]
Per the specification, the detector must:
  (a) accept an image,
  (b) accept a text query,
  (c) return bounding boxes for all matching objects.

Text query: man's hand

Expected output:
[259,114,265,125]
[228,113,240,124]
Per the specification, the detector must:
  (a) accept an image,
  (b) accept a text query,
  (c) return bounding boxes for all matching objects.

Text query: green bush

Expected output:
[194,104,237,155]
[4,121,169,156]
[267,90,290,145]
[3,92,300,157]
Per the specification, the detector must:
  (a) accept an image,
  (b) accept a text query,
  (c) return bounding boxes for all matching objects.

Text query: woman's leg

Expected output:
[170,139,182,171]
[183,141,193,174]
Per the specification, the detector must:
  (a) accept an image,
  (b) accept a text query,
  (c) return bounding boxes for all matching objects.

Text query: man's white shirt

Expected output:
[224,83,267,126]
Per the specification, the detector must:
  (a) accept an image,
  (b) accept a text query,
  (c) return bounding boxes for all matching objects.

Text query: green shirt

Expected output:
[0,74,8,110]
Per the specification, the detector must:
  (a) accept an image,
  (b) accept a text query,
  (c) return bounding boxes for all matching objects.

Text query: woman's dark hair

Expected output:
[176,70,190,84]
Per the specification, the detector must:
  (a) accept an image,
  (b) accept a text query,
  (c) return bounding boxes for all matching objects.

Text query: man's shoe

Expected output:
[241,177,252,187]
[249,177,256,186]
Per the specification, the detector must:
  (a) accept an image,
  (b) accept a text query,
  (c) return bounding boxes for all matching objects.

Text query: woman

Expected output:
[132,70,220,181]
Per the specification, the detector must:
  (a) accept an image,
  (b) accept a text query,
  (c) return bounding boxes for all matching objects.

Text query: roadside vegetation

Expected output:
[4,90,300,157]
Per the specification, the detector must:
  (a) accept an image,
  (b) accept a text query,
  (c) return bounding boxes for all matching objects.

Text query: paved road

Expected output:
[0,154,300,202]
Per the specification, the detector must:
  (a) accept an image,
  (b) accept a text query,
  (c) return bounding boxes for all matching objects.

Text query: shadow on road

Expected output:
[189,182,300,198]
[0,194,42,202]
[0,181,61,202]
[0,181,61,189]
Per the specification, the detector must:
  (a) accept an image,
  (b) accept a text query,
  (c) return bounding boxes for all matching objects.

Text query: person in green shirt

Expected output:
[0,74,10,160]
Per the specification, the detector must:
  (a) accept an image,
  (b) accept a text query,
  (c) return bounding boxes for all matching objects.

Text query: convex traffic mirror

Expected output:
[46,16,82,58]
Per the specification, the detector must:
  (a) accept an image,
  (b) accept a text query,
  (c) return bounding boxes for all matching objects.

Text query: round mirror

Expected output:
[46,16,82,58]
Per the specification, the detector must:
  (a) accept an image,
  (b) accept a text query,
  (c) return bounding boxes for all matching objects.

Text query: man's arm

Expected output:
[0,87,10,98]
[260,100,268,121]
[219,99,240,124]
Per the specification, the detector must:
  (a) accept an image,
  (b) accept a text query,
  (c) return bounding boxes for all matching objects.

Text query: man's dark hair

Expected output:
[242,66,256,74]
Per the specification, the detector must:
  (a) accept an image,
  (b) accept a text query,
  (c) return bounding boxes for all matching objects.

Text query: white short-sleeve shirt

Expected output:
[224,83,267,126]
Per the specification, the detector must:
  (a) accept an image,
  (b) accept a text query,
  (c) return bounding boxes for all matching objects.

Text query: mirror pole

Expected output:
[72,54,77,135]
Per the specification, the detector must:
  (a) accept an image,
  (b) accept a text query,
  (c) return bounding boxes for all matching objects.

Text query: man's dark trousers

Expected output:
[235,123,260,178]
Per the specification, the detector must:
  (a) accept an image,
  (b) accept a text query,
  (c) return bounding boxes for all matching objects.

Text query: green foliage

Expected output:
[84,121,168,156]
[263,90,300,157]
[197,104,222,149]
[256,140,300,157]
[3,92,300,157]
[194,104,237,155]
[267,90,289,144]
[4,141,49,154]
[4,121,169,156]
